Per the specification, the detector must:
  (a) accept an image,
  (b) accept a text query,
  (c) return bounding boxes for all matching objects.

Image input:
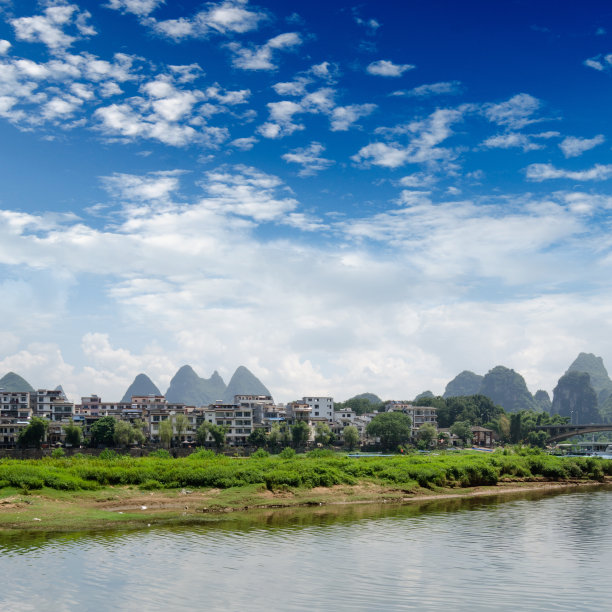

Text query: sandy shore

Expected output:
[0,478,608,533]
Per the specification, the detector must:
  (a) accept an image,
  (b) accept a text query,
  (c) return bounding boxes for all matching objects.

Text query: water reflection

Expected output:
[1,486,612,611]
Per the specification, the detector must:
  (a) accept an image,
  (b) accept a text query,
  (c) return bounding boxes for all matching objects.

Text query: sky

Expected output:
[2,0,612,403]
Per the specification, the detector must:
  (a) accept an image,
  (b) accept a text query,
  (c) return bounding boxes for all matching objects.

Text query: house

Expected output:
[471,426,495,448]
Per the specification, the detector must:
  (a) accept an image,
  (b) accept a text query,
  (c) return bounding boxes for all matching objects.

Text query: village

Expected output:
[0,387,494,450]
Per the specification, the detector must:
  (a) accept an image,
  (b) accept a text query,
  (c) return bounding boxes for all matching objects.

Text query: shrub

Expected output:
[51,448,65,458]
[251,448,269,459]
[148,449,172,460]
[279,447,296,459]
[99,449,119,462]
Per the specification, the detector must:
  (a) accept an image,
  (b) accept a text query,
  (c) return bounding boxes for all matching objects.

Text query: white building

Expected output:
[303,396,334,422]
[202,403,253,445]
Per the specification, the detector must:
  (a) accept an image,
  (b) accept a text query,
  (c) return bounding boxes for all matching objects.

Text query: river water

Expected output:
[1,486,612,611]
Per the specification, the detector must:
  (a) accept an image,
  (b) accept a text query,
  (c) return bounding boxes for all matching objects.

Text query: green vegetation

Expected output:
[89,416,115,447]
[366,412,412,450]
[63,421,83,447]
[0,450,609,497]
[343,425,360,450]
[334,396,384,415]
[17,416,49,449]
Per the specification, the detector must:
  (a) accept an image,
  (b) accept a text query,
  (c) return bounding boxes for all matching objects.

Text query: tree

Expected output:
[63,421,82,447]
[197,422,228,451]
[173,413,189,443]
[113,420,134,447]
[158,419,173,449]
[291,420,310,449]
[416,423,437,448]
[343,425,360,450]
[90,416,116,447]
[17,416,49,449]
[131,426,145,445]
[450,420,473,446]
[314,422,332,446]
[248,427,267,448]
[366,412,412,450]
[269,423,292,450]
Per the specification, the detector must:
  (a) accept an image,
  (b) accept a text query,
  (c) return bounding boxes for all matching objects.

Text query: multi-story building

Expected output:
[0,391,31,420]
[31,389,74,422]
[234,395,274,424]
[0,391,32,447]
[384,402,437,437]
[303,396,334,422]
[202,403,253,445]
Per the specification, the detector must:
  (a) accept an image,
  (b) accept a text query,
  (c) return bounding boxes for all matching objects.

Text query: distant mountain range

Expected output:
[439,352,612,423]
[4,353,612,421]
[0,372,34,392]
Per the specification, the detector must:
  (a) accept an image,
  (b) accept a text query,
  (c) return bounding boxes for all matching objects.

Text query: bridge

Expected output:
[538,424,612,443]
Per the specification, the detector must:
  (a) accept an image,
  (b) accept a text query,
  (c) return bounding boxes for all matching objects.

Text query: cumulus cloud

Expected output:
[583,54,612,71]
[401,81,462,97]
[525,163,612,182]
[354,108,465,168]
[482,132,544,152]
[11,4,96,52]
[105,0,165,17]
[149,0,267,40]
[559,134,605,158]
[227,32,302,70]
[483,93,542,129]
[3,179,611,401]
[282,141,335,176]
[330,103,376,131]
[366,59,414,77]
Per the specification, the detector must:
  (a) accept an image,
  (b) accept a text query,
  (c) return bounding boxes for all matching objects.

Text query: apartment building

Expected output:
[303,396,334,422]
[234,394,274,424]
[202,403,253,445]
[384,401,438,436]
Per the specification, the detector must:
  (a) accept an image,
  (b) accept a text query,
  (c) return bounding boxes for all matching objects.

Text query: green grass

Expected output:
[0,449,609,494]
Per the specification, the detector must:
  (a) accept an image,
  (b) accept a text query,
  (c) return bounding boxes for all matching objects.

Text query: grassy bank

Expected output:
[0,449,610,531]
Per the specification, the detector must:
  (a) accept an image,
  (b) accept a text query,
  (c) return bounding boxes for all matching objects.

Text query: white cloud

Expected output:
[484,93,542,129]
[272,76,311,96]
[230,136,257,150]
[101,170,183,204]
[11,4,96,52]
[583,54,612,71]
[257,100,304,138]
[0,40,10,55]
[525,163,612,182]
[105,0,165,17]
[330,103,376,131]
[482,132,543,152]
[169,63,204,84]
[559,134,605,158]
[2,170,612,401]
[356,108,464,168]
[352,142,411,168]
[366,59,414,77]
[150,0,267,40]
[403,81,462,97]
[227,32,302,70]
[282,141,335,176]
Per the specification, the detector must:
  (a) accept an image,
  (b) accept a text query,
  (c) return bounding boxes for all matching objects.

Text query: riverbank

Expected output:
[0,479,608,532]
[1,449,610,531]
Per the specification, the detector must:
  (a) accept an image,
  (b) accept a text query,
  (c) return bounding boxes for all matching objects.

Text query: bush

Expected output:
[279,447,296,459]
[51,448,65,458]
[99,449,119,462]
[148,449,172,460]
[251,448,269,459]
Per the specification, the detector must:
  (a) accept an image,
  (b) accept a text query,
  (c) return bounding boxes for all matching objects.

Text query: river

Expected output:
[1,486,612,611]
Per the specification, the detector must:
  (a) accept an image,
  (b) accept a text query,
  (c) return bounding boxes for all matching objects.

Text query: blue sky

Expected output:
[1,0,612,402]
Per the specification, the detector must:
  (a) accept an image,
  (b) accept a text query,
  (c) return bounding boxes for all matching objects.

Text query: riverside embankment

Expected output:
[0,449,610,531]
